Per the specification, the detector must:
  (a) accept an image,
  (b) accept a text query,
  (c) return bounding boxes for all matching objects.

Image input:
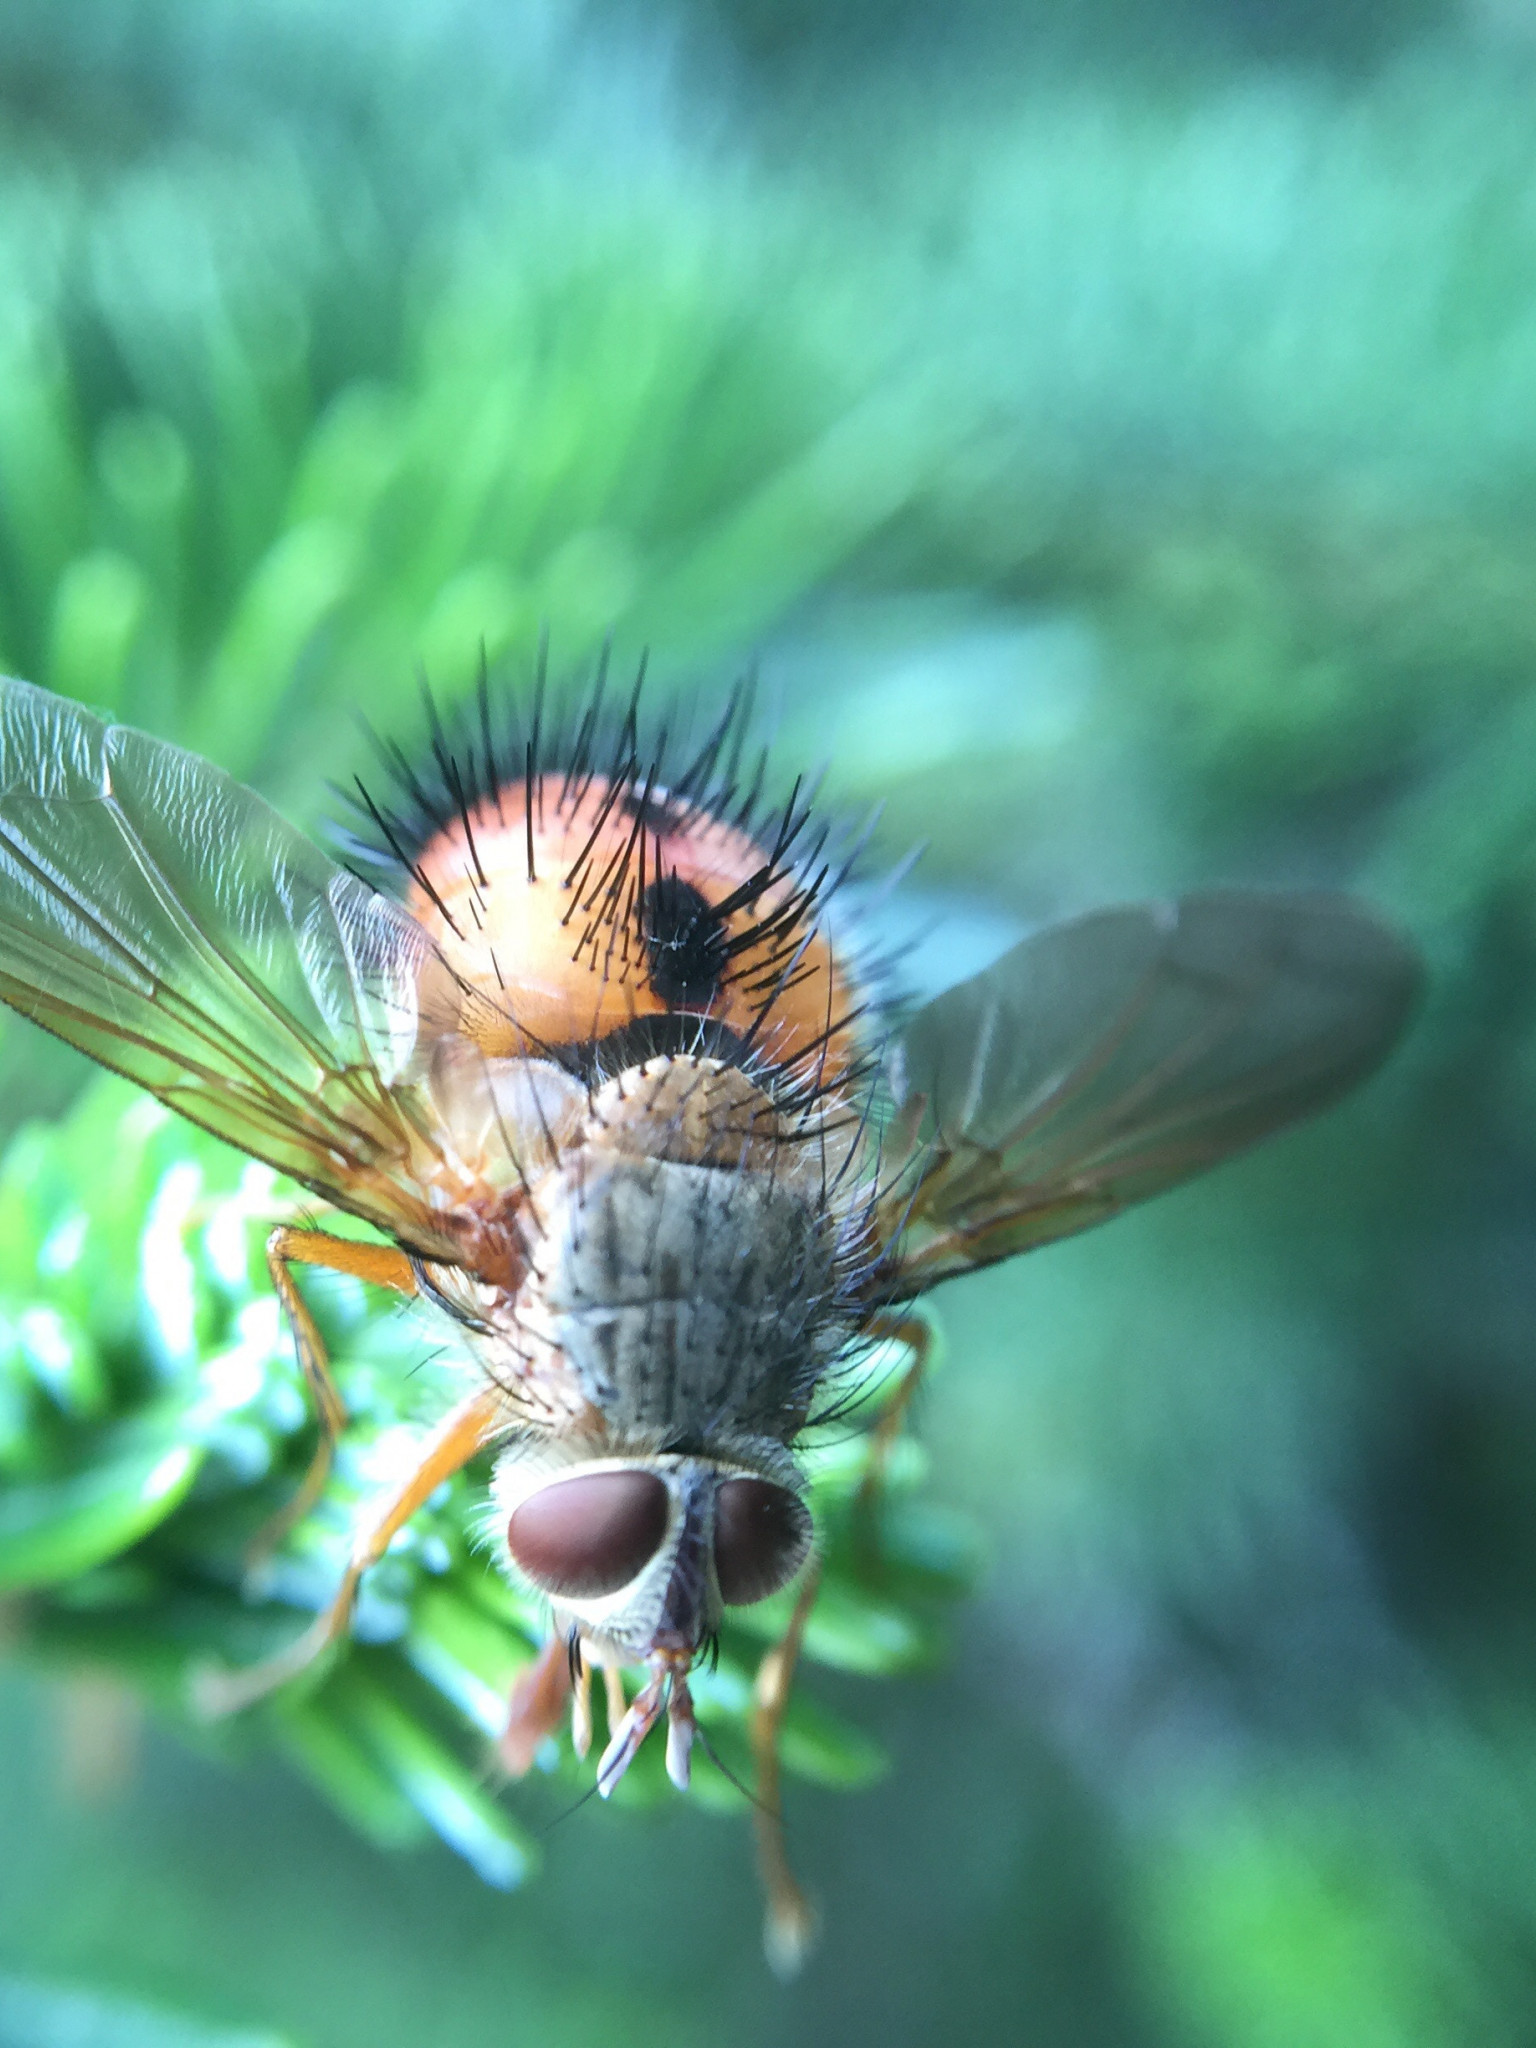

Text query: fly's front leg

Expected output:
[752,1555,823,1979]
[603,1663,627,1735]
[570,1655,594,1760]
[855,1312,935,1537]
[500,1631,576,1775]
[500,1643,629,1777]
[194,1384,506,1718]
[254,1227,419,1566]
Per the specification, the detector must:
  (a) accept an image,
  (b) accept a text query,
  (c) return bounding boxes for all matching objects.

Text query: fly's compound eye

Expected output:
[712,1477,813,1606]
[506,1470,671,1600]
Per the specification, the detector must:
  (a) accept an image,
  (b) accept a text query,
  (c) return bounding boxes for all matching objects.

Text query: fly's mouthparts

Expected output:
[665,1672,697,1792]
[596,1670,663,1797]
[595,1651,697,1797]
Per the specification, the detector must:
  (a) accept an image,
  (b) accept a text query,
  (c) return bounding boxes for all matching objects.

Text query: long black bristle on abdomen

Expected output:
[338,652,763,887]
[328,645,907,1082]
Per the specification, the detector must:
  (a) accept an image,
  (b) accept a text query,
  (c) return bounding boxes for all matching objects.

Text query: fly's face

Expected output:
[493,1450,813,1789]
[494,1453,815,1658]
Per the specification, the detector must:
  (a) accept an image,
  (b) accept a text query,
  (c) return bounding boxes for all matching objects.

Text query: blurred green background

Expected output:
[0,0,1532,2041]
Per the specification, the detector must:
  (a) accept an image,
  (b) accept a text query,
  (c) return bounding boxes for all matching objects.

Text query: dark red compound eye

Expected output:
[506,1469,670,1599]
[713,1478,813,1607]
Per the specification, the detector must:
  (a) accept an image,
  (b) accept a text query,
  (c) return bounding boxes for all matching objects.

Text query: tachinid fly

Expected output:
[0,667,1421,1969]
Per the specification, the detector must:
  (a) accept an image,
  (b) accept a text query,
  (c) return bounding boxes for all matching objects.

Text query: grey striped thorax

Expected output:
[509,1054,859,1469]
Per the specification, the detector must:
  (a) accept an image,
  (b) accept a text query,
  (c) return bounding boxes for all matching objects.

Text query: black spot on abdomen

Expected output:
[641,875,728,1008]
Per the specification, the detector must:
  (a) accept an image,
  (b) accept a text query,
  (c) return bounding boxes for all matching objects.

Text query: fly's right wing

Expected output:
[0,676,464,1254]
[875,890,1422,1297]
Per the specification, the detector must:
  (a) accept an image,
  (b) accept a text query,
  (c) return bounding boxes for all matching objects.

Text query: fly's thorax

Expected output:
[490,1446,814,1665]
[413,1042,867,1209]
[412,1051,871,1449]
[512,1067,857,1454]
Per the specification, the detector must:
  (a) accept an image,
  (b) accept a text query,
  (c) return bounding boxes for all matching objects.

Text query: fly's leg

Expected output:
[194,1385,506,1718]
[752,1554,823,1979]
[501,1646,630,1779]
[603,1664,627,1737]
[501,1631,575,1775]
[854,1312,935,1541]
[570,1656,594,1761]
[253,1227,419,1566]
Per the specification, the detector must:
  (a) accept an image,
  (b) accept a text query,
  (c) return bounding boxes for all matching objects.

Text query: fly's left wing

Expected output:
[0,675,463,1254]
[874,890,1421,1298]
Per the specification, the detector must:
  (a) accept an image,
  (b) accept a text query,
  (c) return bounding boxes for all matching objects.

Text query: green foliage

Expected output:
[0,1973,292,2048]
[0,52,929,797]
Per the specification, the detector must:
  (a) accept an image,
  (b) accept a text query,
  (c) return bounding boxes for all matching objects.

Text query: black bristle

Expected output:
[331,645,912,1125]
[561,765,634,915]
[475,646,507,828]
[531,632,548,829]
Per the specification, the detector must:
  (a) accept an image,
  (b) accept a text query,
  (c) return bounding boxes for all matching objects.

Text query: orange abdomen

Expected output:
[408,773,863,1082]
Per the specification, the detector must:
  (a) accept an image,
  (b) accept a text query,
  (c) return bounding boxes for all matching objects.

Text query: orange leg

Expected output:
[570,1656,594,1760]
[500,1632,575,1775]
[194,1384,506,1718]
[603,1664,628,1736]
[252,1227,419,1565]
[500,1644,631,1776]
[752,1555,823,1979]
[854,1313,934,1535]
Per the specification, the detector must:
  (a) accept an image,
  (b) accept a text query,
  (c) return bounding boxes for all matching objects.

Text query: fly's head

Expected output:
[490,1443,814,1792]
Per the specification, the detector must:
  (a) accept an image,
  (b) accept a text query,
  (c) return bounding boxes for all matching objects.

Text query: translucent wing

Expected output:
[0,675,461,1252]
[876,891,1421,1296]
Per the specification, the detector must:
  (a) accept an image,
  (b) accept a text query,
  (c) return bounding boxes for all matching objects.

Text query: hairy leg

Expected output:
[253,1227,420,1564]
